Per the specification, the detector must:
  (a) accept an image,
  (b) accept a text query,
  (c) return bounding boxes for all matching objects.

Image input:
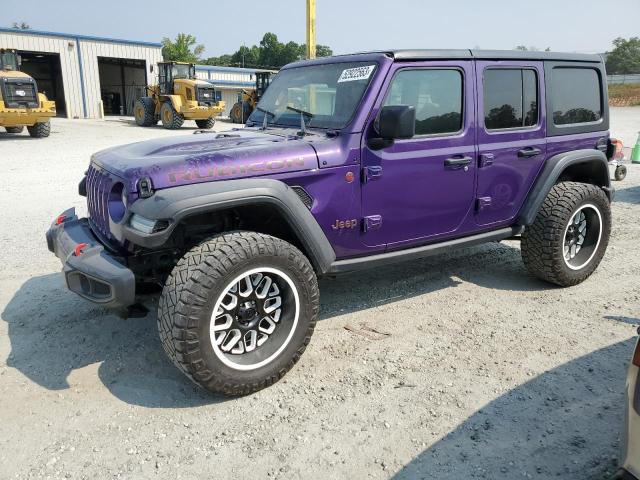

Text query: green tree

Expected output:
[203,33,334,69]
[11,22,30,30]
[606,37,640,74]
[161,34,205,63]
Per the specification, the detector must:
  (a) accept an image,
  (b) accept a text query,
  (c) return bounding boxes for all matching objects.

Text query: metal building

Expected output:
[0,27,162,119]
[195,65,277,117]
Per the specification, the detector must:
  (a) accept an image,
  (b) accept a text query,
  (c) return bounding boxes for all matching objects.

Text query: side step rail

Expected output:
[328,226,523,274]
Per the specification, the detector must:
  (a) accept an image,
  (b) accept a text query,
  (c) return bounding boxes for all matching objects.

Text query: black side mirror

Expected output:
[379,105,415,140]
[368,105,415,150]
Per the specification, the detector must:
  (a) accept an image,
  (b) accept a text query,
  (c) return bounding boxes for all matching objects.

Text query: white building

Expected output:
[0,27,163,119]
[195,65,276,117]
[1,27,276,120]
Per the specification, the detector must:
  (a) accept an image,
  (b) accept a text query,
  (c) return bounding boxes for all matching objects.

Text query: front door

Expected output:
[475,61,547,226]
[361,61,476,248]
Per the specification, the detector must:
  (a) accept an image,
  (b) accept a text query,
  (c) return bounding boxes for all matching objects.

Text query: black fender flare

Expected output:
[120,179,336,273]
[517,149,612,226]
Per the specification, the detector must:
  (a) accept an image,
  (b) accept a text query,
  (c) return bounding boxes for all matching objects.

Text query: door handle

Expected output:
[444,156,473,168]
[517,147,542,158]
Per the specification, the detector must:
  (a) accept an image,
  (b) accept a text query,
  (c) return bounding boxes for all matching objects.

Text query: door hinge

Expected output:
[362,165,382,183]
[476,197,492,211]
[363,215,383,232]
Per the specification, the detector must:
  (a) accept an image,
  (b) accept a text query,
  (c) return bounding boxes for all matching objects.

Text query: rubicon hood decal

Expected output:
[91,128,320,190]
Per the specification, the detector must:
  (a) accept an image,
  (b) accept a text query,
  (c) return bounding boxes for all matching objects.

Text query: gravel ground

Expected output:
[0,111,639,480]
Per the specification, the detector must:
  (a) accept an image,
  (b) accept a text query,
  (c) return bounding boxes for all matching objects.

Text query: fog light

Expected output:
[129,214,157,234]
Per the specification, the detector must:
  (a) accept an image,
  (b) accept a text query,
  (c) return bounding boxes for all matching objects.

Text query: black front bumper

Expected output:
[46,208,135,309]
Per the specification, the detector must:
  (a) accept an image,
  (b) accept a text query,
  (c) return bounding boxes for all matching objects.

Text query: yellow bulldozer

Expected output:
[229,71,272,124]
[0,48,56,138]
[135,61,225,130]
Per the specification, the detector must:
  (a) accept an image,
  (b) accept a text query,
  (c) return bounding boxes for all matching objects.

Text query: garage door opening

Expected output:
[18,51,66,116]
[98,57,147,116]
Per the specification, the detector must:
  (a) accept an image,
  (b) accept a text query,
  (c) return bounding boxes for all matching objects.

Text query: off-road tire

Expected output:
[229,102,243,123]
[158,231,319,395]
[5,126,24,134]
[521,181,611,287]
[134,97,157,127]
[160,102,184,129]
[195,117,215,129]
[614,165,627,181]
[27,121,51,138]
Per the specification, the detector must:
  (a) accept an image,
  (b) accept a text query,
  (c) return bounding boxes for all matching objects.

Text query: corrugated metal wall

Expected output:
[0,30,162,119]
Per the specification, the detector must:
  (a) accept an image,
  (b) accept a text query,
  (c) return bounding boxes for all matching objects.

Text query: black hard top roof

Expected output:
[386,49,602,63]
[282,49,603,70]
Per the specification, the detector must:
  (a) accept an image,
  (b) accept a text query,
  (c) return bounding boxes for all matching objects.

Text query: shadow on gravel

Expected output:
[391,338,636,480]
[319,241,551,319]
[1,273,227,408]
[2,242,551,406]
[614,185,640,205]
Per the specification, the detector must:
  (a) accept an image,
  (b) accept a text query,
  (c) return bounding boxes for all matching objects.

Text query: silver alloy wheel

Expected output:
[562,204,603,271]
[209,267,299,371]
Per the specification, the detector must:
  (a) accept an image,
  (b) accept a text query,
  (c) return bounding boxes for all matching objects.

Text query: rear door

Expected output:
[360,61,476,248]
[475,61,547,226]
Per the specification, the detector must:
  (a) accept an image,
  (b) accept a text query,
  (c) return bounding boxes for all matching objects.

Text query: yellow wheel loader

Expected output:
[0,49,56,138]
[230,71,272,124]
[135,62,225,130]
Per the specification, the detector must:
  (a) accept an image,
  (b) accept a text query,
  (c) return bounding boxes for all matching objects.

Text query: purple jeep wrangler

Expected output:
[47,50,615,395]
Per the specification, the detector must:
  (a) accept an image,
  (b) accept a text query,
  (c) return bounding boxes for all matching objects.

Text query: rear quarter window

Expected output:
[550,68,602,125]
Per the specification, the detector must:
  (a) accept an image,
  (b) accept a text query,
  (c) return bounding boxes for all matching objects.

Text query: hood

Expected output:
[91,128,321,191]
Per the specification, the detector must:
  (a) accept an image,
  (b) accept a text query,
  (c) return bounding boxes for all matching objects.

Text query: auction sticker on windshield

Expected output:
[338,65,376,83]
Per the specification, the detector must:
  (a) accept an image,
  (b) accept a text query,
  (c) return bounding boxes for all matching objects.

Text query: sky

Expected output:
[2,0,638,57]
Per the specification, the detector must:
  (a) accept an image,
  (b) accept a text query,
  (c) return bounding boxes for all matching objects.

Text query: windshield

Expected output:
[248,61,378,130]
[172,64,194,79]
[0,51,18,71]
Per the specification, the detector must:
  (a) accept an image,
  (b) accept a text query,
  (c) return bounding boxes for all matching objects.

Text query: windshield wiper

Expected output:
[286,105,314,136]
[256,107,275,130]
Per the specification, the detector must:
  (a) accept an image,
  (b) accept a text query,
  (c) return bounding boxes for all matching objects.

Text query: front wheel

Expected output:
[195,117,215,129]
[521,181,611,287]
[160,102,184,129]
[158,232,319,395]
[27,121,51,138]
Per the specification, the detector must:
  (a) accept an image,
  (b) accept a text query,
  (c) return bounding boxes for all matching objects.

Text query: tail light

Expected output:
[609,138,624,160]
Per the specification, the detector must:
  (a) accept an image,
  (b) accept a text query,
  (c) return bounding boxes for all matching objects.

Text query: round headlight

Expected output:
[108,182,126,223]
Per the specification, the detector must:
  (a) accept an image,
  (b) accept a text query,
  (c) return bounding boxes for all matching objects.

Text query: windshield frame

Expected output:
[248,60,381,131]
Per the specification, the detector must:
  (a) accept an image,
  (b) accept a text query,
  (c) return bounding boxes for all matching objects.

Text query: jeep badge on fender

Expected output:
[46,49,613,396]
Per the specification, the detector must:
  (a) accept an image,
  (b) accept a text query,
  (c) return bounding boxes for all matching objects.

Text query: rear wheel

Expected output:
[160,102,184,129]
[27,121,51,138]
[5,126,24,134]
[195,117,215,129]
[521,181,611,286]
[134,97,157,127]
[157,231,319,395]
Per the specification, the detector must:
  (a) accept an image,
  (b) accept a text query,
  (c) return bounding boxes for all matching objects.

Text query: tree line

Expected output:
[162,32,332,69]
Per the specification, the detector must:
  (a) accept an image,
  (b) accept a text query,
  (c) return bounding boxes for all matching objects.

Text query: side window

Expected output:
[550,68,601,125]
[383,69,463,135]
[483,68,538,130]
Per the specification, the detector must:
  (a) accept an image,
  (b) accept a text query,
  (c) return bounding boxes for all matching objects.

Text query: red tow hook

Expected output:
[74,243,88,256]
[55,214,66,225]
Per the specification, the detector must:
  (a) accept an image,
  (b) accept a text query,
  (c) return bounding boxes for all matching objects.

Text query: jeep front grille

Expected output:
[1,78,39,108]
[86,164,116,242]
[196,86,216,106]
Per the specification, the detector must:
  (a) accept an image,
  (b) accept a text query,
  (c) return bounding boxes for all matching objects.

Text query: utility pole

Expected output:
[306,0,316,59]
